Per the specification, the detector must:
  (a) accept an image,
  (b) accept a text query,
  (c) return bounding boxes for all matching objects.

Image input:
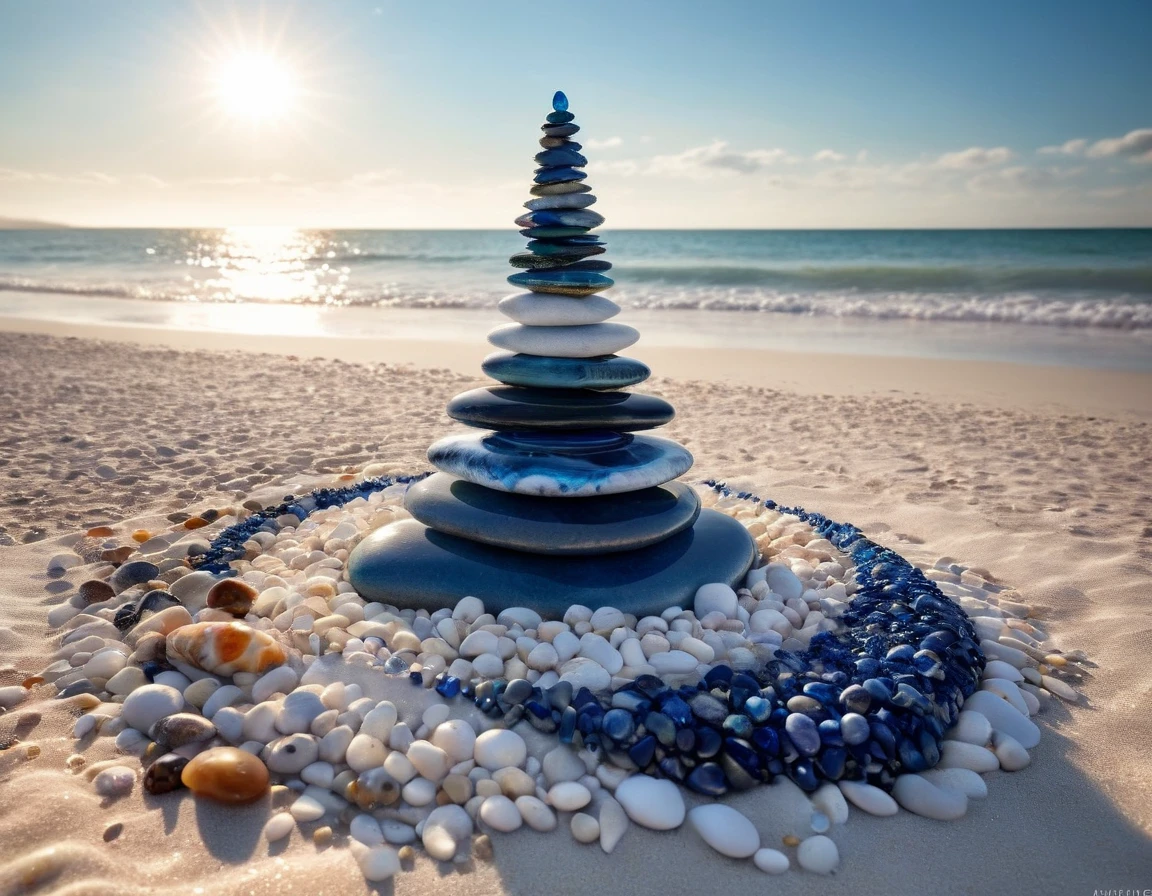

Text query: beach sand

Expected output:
[1,322,1149,894]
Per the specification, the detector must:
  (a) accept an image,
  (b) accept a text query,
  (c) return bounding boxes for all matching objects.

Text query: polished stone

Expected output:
[488,322,639,357]
[546,110,576,123]
[519,243,606,263]
[446,386,674,432]
[515,209,605,229]
[533,166,587,185]
[507,269,614,295]
[346,510,756,617]
[541,123,580,137]
[404,474,701,555]
[539,136,580,149]
[552,90,569,112]
[427,431,693,497]
[508,250,609,269]
[499,293,619,325]
[535,147,587,167]
[523,193,597,211]
[482,352,651,390]
[530,182,592,196]
[519,226,594,240]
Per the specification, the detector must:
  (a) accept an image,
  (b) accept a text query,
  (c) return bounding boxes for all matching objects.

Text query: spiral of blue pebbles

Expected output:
[192,474,985,796]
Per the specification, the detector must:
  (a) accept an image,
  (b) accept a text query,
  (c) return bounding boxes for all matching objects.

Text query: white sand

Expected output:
[1,324,1150,894]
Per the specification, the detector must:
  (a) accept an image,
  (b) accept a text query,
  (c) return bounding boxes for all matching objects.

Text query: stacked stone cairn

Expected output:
[348,92,755,616]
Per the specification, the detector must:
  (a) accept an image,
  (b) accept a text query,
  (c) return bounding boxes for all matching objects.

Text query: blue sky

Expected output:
[1,0,1150,227]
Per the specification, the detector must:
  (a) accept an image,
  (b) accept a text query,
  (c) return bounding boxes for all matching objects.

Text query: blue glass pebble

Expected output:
[552,90,568,112]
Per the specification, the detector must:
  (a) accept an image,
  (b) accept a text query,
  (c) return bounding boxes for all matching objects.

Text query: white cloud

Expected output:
[967,165,1083,194]
[1085,128,1152,163]
[933,146,1014,169]
[813,149,846,162]
[649,141,791,176]
[584,136,622,150]
[1038,138,1088,156]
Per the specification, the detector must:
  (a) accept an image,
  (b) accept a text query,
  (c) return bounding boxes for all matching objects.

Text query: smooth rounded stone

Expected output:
[144,753,189,794]
[445,386,673,433]
[549,781,591,811]
[431,719,477,764]
[290,794,327,822]
[488,322,638,359]
[811,782,850,825]
[353,768,402,809]
[797,835,839,874]
[166,621,288,677]
[939,741,1000,773]
[357,845,401,882]
[425,431,692,497]
[541,123,580,138]
[534,147,587,167]
[482,352,650,391]
[963,691,1041,748]
[276,691,326,735]
[688,804,760,858]
[408,741,451,781]
[615,775,684,830]
[946,710,992,746]
[149,713,215,749]
[346,734,388,772]
[521,241,605,263]
[571,812,599,843]
[837,780,899,816]
[263,813,295,842]
[422,804,474,861]
[474,729,527,771]
[205,579,257,617]
[252,666,298,704]
[402,776,437,806]
[552,90,569,112]
[350,813,385,846]
[920,768,989,800]
[94,766,136,798]
[530,180,591,197]
[121,684,184,732]
[348,510,756,617]
[1041,674,1079,703]
[181,747,270,803]
[78,579,116,605]
[499,293,619,326]
[110,561,159,592]
[523,193,597,211]
[515,208,602,229]
[764,563,804,601]
[480,794,522,832]
[559,657,611,692]
[267,734,319,775]
[984,659,1025,683]
[507,268,613,296]
[694,582,738,618]
[533,164,586,185]
[515,795,557,831]
[892,774,968,820]
[753,848,790,874]
[991,730,1032,771]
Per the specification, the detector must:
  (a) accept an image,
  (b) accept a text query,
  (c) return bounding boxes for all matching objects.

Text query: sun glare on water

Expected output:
[212,51,298,124]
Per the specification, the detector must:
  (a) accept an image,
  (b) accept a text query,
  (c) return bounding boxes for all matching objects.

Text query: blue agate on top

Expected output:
[552,90,568,112]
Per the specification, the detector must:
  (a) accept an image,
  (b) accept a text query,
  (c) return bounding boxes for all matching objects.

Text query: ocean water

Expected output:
[1,228,1151,369]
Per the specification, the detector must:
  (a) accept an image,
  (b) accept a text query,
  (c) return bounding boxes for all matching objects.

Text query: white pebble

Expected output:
[422,804,473,861]
[480,794,522,832]
[963,691,1040,748]
[614,775,684,830]
[121,684,184,733]
[694,582,738,618]
[797,835,839,874]
[838,780,898,816]
[939,741,1000,773]
[360,703,398,742]
[753,848,790,874]
[548,781,591,812]
[991,730,1031,771]
[687,804,759,858]
[289,794,326,822]
[570,812,600,843]
[920,768,988,800]
[263,813,294,842]
[811,782,849,825]
[765,563,804,601]
[945,710,992,746]
[346,734,388,772]
[93,766,135,797]
[892,774,968,820]
[356,845,400,882]
[515,795,556,832]
[402,776,437,806]
[474,729,527,771]
[459,630,499,658]
[350,813,384,846]
[598,796,629,853]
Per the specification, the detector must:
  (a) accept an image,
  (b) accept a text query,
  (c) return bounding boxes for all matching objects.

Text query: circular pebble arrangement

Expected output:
[28,469,1088,883]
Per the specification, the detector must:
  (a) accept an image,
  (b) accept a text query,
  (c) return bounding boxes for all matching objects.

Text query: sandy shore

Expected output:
[1,324,1150,894]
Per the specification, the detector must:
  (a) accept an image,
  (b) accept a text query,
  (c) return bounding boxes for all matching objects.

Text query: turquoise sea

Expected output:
[1,228,1150,369]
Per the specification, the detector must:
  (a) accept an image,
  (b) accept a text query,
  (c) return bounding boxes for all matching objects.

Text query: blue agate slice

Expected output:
[553,90,569,111]
[546,110,576,123]
[514,209,605,230]
[427,431,694,497]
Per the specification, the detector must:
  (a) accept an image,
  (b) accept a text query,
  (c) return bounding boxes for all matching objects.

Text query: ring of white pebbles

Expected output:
[15,477,1087,882]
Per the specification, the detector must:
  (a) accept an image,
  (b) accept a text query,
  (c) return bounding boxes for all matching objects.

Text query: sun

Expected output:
[212,51,298,124]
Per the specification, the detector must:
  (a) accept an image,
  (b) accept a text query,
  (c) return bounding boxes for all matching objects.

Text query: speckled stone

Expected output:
[404,474,701,555]
[346,509,756,617]
[482,352,650,391]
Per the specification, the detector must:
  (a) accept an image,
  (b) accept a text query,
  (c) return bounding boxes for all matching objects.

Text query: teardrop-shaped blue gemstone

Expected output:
[552,90,568,112]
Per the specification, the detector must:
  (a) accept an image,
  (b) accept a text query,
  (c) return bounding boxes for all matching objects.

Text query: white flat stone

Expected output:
[263,813,295,842]
[892,774,968,820]
[515,795,557,832]
[981,678,1031,716]
[121,685,184,733]
[811,782,849,824]
[422,805,473,861]
[991,730,1032,771]
[983,659,1024,682]
[694,583,738,618]
[431,719,477,764]
[487,322,639,358]
[473,729,527,771]
[945,710,992,746]
[838,780,899,816]
[548,781,591,812]
[753,848,790,874]
[920,768,988,800]
[499,292,620,326]
[1041,674,1079,703]
[939,740,1000,773]
[598,796,629,853]
[687,804,760,858]
[964,690,1041,748]
[356,845,400,881]
[615,775,684,830]
[571,812,600,843]
[479,794,522,832]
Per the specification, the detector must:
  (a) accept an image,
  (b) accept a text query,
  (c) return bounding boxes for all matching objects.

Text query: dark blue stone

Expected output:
[435,676,461,698]
[658,756,686,782]
[644,711,677,746]
[839,684,872,713]
[724,738,761,779]
[482,352,649,391]
[508,251,608,269]
[704,665,733,689]
[695,726,723,759]
[541,123,580,137]
[785,712,821,756]
[506,269,614,294]
[818,719,844,746]
[520,241,606,262]
[743,695,771,724]
[533,166,587,185]
[514,209,603,230]
[658,694,693,727]
[751,725,779,756]
[628,734,656,767]
[559,706,577,742]
[602,708,636,742]
[549,681,573,711]
[816,747,847,780]
[519,226,594,239]
[534,147,586,167]
[546,110,575,123]
[686,763,728,796]
[722,714,754,739]
[552,90,568,112]
[139,589,179,615]
[503,678,534,705]
[529,181,591,197]
[610,691,651,714]
[445,387,672,433]
[675,727,696,753]
[789,759,819,792]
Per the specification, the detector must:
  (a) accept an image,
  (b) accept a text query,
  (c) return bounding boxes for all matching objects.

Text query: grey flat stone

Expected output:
[346,509,757,618]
